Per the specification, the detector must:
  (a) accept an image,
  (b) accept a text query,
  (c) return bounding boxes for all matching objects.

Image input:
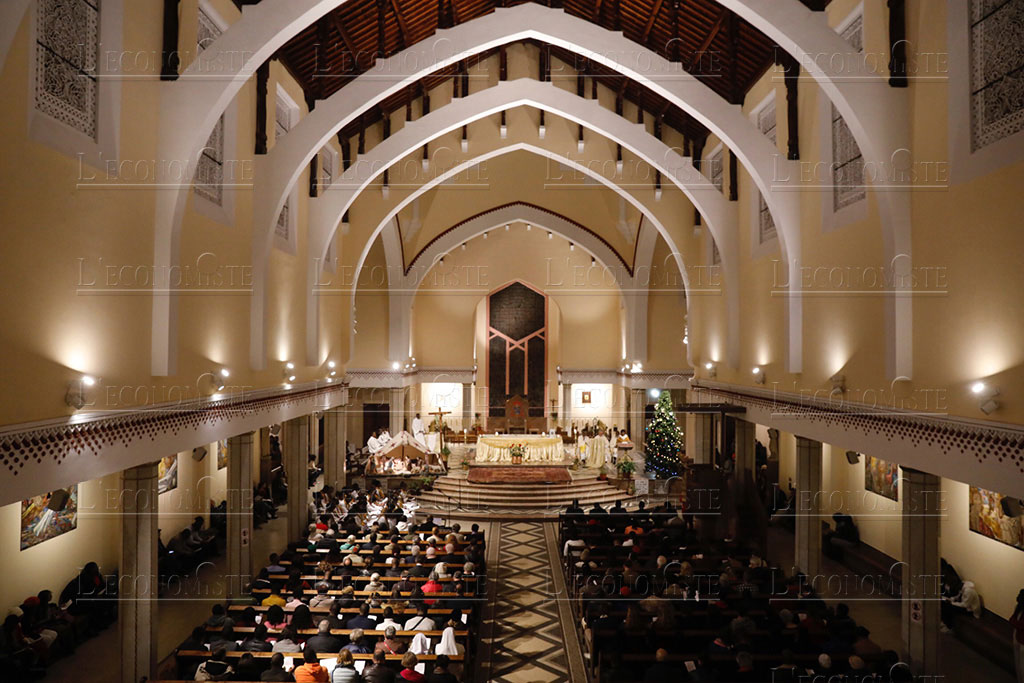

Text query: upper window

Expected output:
[35,0,100,139]
[969,0,1024,151]
[756,99,777,244]
[275,95,293,241]
[832,15,866,211]
[195,7,225,206]
[707,146,724,192]
[319,148,334,193]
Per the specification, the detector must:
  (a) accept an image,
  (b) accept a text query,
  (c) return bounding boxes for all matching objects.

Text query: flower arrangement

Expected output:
[509,443,526,465]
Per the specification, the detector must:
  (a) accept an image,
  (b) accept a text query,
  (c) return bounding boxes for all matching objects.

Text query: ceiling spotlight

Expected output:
[329,370,337,377]
[577,139,585,154]
[327,361,336,369]
[655,187,663,201]
[704,362,717,378]
[616,159,624,174]
[538,124,546,139]
[504,224,510,231]
[548,232,553,240]
[285,362,295,370]
[211,369,227,391]
[439,256,445,265]
[526,224,531,231]
[287,374,296,382]
[970,381,988,395]
[500,124,507,139]
[65,375,97,410]
[82,375,96,387]
[219,368,230,378]
[421,157,429,172]
[970,381,1000,414]
[392,361,400,370]
[482,231,488,240]
[461,243,466,250]
[381,184,390,199]
[460,138,469,154]
[569,243,575,251]
[650,389,661,399]
[591,257,596,266]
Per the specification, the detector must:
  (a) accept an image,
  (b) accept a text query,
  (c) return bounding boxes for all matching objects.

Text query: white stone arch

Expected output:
[153,3,791,375]
[0,0,32,74]
[283,79,739,372]
[378,202,646,365]
[335,143,691,370]
[718,0,913,378]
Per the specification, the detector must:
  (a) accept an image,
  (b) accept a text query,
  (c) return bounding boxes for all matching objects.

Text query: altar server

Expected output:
[412,413,426,444]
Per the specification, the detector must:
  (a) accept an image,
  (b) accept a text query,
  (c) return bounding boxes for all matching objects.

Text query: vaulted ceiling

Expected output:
[254,0,831,144]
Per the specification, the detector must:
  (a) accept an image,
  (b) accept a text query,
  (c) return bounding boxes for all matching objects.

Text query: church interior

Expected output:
[1,0,1023,681]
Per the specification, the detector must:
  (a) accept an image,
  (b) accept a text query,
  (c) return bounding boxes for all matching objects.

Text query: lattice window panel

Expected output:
[832,15,866,211]
[195,8,224,205]
[276,201,290,240]
[711,237,721,265]
[274,95,293,241]
[757,101,777,244]
[970,0,1024,151]
[35,0,100,139]
[708,148,724,192]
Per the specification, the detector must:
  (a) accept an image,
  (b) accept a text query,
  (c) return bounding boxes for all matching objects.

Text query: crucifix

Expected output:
[429,409,452,452]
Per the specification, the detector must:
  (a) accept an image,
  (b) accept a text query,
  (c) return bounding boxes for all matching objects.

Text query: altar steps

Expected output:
[415,475,655,521]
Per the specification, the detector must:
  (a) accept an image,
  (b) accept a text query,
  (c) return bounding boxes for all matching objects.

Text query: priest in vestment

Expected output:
[412,413,426,445]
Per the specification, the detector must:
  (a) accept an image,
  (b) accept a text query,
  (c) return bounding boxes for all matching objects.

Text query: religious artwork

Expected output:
[158,454,178,494]
[581,391,592,405]
[21,485,78,550]
[969,0,1024,151]
[864,456,899,501]
[217,439,228,470]
[969,487,1024,551]
[487,281,547,427]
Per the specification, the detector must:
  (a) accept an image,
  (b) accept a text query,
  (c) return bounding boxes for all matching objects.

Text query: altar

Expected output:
[474,434,566,464]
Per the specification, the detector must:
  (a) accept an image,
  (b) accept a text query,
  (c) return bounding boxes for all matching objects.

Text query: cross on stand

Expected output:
[428,409,452,456]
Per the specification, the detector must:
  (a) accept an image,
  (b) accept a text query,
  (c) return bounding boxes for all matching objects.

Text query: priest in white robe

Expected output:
[411,413,426,445]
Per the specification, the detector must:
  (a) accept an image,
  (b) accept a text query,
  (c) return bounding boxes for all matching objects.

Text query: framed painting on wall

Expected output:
[217,439,228,470]
[20,485,78,550]
[158,454,178,494]
[969,487,1024,551]
[864,455,899,501]
[581,391,592,405]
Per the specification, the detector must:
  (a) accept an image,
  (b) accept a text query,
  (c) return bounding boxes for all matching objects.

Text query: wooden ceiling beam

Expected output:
[640,0,666,43]
[330,13,364,73]
[389,0,409,47]
[689,8,727,71]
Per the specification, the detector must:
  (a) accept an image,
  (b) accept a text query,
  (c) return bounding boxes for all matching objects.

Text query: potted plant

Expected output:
[616,459,636,479]
[597,464,609,481]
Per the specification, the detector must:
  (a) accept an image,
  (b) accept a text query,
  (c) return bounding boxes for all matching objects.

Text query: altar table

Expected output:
[474,434,565,463]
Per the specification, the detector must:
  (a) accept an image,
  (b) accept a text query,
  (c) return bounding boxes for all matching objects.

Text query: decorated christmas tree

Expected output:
[644,392,684,479]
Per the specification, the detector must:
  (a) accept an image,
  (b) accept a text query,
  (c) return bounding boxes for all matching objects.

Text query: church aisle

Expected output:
[477,521,581,682]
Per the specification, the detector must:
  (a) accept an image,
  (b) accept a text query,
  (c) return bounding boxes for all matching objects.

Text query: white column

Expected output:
[734,418,756,496]
[389,387,405,435]
[901,468,941,676]
[283,415,310,543]
[563,383,572,427]
[462,383,472,432]
[323,405,348,490]
[690,413,715,465]
[629,388,646,449]
[794,436,823,579]
[120,462,159,683]
[226,432,255,599]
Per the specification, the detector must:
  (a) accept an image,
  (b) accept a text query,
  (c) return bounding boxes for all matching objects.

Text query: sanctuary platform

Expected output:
[466,465,572,484]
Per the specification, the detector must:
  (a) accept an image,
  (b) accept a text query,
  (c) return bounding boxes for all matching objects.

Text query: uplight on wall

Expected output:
[971,381,1000,415]
[283,362,296,383]
[65,375,97,410]
[704,362,717,379]
[752,366,765,385]
[649,388,661,399]
[830,373,846,396]
[392,361,401,370]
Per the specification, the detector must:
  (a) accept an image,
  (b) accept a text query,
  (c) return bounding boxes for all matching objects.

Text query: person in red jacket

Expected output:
[421,573,442,606]
[399,652,426,682]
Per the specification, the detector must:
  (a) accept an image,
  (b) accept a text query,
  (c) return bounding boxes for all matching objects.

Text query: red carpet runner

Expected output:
[466,466,572,484]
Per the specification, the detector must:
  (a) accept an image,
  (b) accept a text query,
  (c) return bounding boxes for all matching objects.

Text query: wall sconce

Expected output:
[577,139,585,154]
[65,375,97,410]
[391,361,401,370]
[752,366,765,384]
[283,362,296,383]
[704,362,717,379]
[830,374,846,395]
[538,124,546,139]
[971,381,1000,415]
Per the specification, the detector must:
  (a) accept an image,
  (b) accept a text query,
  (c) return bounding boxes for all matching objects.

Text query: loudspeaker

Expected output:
[192,446,208,462]
[1001,497,1023,518]
[47,489,70,511]
[845,451,861,465]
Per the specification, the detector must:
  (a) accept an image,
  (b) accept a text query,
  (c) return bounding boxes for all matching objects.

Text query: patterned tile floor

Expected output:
[482,522,573,683]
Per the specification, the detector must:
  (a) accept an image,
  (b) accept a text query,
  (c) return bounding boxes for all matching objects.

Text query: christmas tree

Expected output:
[644,392,683,479]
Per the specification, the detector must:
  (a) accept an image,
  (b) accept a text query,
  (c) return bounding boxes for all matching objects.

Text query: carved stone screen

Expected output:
[487,282,546,417]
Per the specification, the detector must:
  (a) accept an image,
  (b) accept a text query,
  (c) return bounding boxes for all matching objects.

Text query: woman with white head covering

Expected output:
[435,621,465,679]
[408,632,431,655]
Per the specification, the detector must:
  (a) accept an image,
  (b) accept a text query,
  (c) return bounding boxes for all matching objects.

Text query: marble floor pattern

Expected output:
[480,521,574,683]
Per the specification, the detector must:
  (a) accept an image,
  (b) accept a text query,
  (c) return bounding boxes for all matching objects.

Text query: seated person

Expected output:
[260,652,294,681]
[292,647,330,682]
[343,628,372,655]
[194,647,233,681]
[304,620,343,654]
[375,625,407,655]
[240,623,273,652]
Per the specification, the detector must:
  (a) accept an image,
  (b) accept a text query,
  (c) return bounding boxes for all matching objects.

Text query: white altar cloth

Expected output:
[474,434,565,463]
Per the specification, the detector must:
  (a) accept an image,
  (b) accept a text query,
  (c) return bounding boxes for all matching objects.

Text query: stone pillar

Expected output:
[389,387,405,435]
[309,413,320,464]
[226,432,255,599]
[629,388,646,449]
[901,468,941,676]
[690,413,715,465]
[794,436,823,579]
[462,383,472,432]
[120,462,159,683]
[283,415,310,543]
[563,383,572,428]
[323,405,348,490]
[734,418,756,496]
